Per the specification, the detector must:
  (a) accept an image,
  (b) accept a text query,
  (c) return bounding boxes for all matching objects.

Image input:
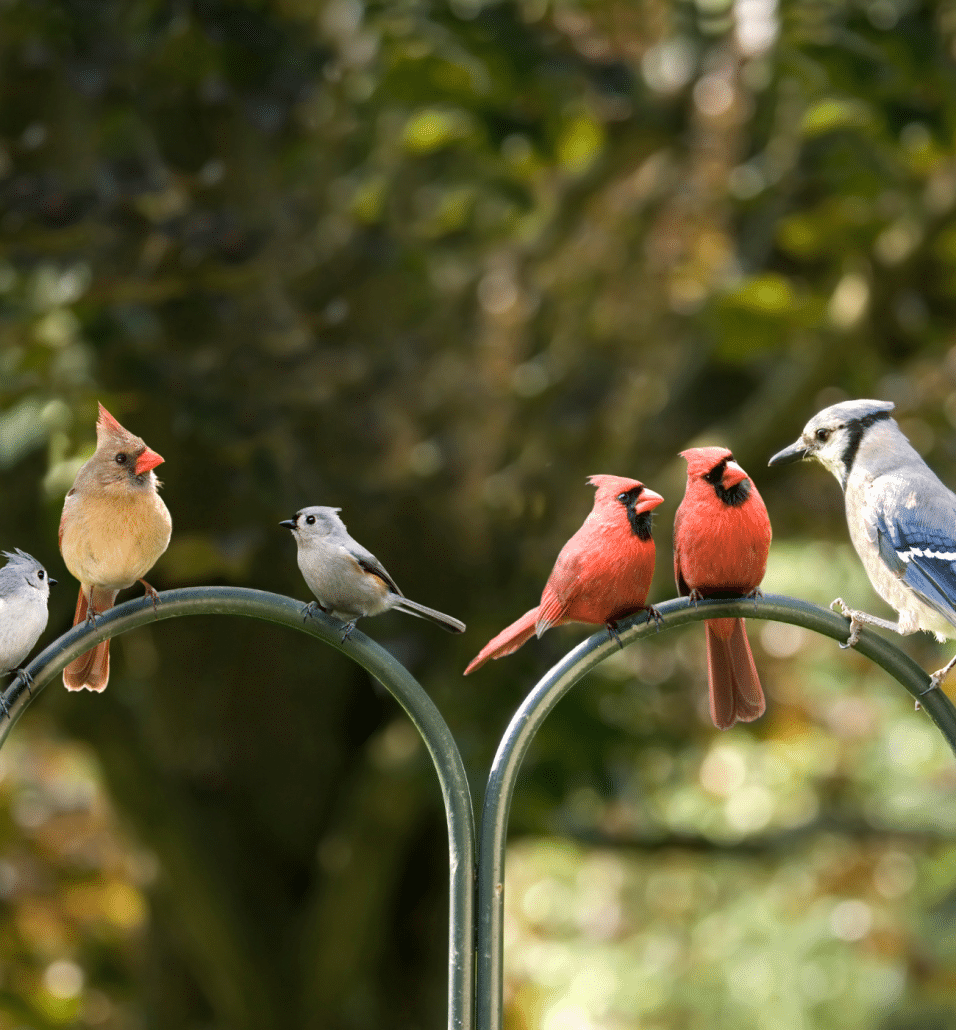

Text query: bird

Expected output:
[280,506,465,639]
[0,549,55,713]
[769,397,956,691]
[674,447,772,730]
[464,475,664,675]
[59,403,172,691]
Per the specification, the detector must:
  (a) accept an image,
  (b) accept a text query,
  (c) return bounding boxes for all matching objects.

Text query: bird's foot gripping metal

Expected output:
[605,622,625,650]
[139,579,161,614]
[301,600,327,623]
[339,620,357,643]
[0,668,34,719]
[12,667,33,697]
[643,605,663,631]
[830,598,864,648]
[687,589,703,609]
[926,653,956,694]
[745,588,763,613]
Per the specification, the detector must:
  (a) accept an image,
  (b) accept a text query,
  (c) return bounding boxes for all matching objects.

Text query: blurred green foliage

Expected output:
[2,0,956,1027]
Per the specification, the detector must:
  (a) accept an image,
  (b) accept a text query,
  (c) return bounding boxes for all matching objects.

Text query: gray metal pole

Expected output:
[0,586,476,1030]
[475,593,956,1030]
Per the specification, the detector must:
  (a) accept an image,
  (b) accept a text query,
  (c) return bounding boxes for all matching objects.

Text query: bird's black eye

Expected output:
[37,570,44,580]
[115,453,127,464]
[815,428,830,443]
[305,514,316,525]
[617,492,628,502]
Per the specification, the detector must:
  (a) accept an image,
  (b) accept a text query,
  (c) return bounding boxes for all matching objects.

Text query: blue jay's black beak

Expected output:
[279,519,296,530]
[768,440,809,466]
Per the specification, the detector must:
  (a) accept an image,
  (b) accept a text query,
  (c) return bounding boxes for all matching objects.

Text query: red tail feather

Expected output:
[704,618,765,729]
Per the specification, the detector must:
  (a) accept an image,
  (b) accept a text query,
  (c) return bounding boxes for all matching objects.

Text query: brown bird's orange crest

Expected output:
[96,402,127,437]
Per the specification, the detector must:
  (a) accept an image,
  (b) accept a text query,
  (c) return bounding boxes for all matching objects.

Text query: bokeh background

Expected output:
[2,0,956,1027]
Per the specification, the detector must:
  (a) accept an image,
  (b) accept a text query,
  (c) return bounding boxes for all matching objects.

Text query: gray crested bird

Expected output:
[769,398,956,690]
[0,549,56,712]
[280,506,465,639]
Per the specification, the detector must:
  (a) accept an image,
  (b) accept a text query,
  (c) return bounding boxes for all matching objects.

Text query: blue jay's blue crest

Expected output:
[770,397,956,689]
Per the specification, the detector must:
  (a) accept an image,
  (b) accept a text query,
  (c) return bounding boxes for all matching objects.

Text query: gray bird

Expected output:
[0,549,56,709]
[280,506,466,639]
[769,398,956,689]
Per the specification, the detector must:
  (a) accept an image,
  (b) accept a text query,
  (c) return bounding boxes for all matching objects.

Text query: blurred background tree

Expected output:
[1,0,956,1027]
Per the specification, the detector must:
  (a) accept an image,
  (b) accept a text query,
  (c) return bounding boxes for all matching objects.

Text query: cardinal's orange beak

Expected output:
[135,447,165,475]
[722,461,748,490]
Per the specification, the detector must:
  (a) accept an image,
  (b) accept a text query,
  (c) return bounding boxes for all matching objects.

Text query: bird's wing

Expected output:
[875,491,956,625]
[348,543,404,597]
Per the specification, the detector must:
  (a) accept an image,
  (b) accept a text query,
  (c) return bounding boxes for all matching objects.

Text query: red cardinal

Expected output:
[674,447,772,730]
[465,475,663,674]
[59,404,172,691]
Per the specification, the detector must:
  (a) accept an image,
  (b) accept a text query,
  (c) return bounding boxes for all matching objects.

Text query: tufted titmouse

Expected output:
[0,549,56,709]
[280,506,466,639]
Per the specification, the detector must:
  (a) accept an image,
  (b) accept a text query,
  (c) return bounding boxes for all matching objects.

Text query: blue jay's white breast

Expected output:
[850,472,956,641]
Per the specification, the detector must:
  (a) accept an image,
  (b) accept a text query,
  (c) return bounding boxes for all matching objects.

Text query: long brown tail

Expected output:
[464,607,540,675]
[63,586,119,692]
[704,618,765,730]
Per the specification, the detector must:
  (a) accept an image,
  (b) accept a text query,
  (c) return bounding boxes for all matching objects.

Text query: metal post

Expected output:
[0,586,476,1030]
[474,593,956,1030]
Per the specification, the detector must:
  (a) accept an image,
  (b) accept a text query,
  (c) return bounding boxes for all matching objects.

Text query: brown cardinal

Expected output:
[59,404,172,691]
[674,447,772,730]
[465,475,663,674]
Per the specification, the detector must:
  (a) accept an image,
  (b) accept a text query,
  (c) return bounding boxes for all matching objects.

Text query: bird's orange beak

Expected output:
[639,488,665,511]
[722,461,748,489]
[135,447,165,475]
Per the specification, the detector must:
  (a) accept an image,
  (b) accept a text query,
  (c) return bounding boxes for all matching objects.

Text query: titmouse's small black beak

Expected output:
[768,440,809,466]
[49,577,57,587]
[279,519,296,530]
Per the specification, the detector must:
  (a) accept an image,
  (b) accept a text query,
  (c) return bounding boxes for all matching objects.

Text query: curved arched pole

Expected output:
[0,586,476,1030]
[475,593,956,1030]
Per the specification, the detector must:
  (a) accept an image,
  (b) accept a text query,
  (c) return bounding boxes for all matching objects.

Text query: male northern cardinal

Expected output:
[674,447,772,730]
[280,506,465,639]
[465,475,663,674]
[59,404,172,691]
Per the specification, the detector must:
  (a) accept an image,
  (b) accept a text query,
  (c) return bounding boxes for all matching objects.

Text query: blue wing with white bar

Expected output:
[876,504,956,626]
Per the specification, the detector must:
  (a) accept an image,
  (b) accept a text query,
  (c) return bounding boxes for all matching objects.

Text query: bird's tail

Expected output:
[391,598,466,635]
[464,607,540,675]
[63,586,119,692]
[704,618,766,730]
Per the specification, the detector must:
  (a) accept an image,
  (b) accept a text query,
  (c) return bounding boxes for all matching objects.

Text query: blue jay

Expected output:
[769,398,956,690]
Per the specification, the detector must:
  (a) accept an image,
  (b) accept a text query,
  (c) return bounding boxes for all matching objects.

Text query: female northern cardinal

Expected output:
[59,404,172,691]
[674,447,772,730]
[465,475,663,674]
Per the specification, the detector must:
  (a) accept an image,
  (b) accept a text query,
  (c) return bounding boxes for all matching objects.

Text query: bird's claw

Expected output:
[746,588,763,613]
[301,601,323,623]
[605,622,624,650]
[12,668,33,696]
[830,598,862,649]
[644,606,663,632]
[139,579,161,614]
[688,589,703,610]
[339,620,357,643]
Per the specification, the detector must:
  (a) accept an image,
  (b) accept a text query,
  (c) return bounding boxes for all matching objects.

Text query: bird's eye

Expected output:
[815,428,830,443]
[115,453,127,464]
[37,570,44,580]
[305,514,316,525]
[617,492,628,502]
